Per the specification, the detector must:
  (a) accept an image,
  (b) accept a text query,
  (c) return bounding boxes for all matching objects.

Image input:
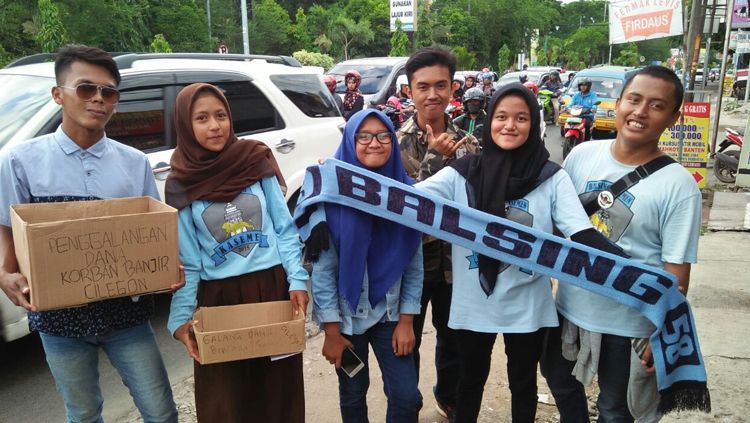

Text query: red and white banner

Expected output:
[609,0,684,45]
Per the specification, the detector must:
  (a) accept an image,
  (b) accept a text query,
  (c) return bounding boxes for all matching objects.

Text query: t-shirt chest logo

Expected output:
[201,193,268,265]
[581,181,635,242]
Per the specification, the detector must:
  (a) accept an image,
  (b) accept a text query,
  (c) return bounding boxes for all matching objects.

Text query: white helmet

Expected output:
[397,74,409,88]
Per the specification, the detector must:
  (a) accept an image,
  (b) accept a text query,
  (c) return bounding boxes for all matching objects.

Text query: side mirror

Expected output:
[594,101,602,105]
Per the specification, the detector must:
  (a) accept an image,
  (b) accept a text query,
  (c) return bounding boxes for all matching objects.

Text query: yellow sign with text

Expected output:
[658,102,709,188]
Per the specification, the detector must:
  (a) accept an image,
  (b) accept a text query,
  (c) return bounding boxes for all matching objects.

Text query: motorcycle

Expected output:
[561,104,595,158]
[713,127,744,184]
[537,88,556,123]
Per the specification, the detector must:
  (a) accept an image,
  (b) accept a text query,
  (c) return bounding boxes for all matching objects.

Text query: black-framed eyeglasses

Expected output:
[354,132,392,145]
[58,83,121,104]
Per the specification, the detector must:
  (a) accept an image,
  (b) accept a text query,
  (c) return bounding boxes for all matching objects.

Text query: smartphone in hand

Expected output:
[341,347,365,378]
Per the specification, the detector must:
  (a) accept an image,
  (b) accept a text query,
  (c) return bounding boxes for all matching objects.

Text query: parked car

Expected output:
[557,65,639,137]
[327,57,408,108]
[0,52,345,342]
[497,70,552,89]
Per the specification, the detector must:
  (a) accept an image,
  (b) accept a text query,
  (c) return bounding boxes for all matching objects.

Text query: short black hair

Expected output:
[621,65,683,113]
[55,45,121,86]
[405,46,457,86]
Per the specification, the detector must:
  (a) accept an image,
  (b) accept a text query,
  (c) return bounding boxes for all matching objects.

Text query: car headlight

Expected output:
[607,109,616,117]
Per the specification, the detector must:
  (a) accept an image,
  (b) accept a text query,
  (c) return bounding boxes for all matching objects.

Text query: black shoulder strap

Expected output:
[582,154,676,216]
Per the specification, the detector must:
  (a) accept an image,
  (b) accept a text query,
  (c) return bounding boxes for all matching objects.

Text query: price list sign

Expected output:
[659,102,710,188]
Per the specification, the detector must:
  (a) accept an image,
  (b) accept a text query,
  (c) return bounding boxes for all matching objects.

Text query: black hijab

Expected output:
[450,82,554,295]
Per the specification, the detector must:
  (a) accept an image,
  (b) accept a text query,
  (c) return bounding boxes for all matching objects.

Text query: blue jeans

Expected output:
[40,322,177,423]
[540,325,589,423]
[338,321,419,423]
[597,334,634,423]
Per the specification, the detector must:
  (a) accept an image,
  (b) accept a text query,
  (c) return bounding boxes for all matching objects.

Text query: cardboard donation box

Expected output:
[10,197,178,311]
[193,300,306,364]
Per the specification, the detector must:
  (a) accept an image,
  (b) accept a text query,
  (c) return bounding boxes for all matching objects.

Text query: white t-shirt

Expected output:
[558,139,701,337]
[416,166,592,333]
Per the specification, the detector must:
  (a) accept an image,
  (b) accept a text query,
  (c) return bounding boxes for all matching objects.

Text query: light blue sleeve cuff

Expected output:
[314,307,342,323]
[288,278,308,292]
[399,301,421,315]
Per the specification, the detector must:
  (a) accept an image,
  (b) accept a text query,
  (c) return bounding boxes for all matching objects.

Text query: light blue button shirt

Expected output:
[0,125,160,337]
[312,242,423,336]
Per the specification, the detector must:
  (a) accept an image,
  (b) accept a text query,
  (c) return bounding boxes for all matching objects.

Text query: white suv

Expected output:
[0,53,345,342]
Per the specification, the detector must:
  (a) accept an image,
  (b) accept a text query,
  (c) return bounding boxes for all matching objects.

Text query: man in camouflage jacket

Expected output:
[397,47,479,420]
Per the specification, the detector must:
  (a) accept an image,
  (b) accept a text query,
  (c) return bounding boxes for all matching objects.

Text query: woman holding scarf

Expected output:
[416,83,623,422]
[165,83,308,423]
[342,70,365,121]
[307,109,423,422]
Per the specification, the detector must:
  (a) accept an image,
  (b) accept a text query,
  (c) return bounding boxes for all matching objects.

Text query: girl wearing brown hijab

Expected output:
[166,83,308,423]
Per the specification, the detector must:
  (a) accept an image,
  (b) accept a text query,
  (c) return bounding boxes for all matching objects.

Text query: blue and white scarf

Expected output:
[294,159,711,414]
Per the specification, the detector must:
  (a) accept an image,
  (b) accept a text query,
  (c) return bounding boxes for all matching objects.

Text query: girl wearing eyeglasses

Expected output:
[305,109,423,422]
[165,83,308,423]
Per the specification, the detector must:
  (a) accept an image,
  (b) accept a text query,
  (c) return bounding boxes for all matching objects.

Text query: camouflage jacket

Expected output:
[397,114,479,281]
[397,113,480,182]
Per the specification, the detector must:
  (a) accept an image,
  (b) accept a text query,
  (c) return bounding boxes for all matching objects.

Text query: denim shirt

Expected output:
[312,243,423,335]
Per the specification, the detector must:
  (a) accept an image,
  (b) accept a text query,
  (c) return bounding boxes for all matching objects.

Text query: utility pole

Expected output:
[713,0,736,154]
[684,0,707,96]
[206,0,212,40]
[241,0,249,55]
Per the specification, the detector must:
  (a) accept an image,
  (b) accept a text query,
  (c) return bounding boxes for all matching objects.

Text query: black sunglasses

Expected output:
[58,83,121,104]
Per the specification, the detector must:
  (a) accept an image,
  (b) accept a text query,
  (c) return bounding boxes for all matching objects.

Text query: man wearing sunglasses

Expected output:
[0,45,178,422]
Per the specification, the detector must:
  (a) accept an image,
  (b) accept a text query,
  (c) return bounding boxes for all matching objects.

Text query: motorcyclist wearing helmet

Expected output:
[453,87,487,143]
[452,75,465,101]
[343,69,364,121]
[569,77,599,140]
[464,74,476,89]
[523,81,539,96]
[563,71,576,88]
[323,74,344,114]
[396,74,415,120]
[481,71,495,97]
[541,71,564,124]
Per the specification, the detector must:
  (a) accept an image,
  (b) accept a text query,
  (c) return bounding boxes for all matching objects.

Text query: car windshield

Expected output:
[566,76,624,99]
[0,74,56,148]
[327,64,393,95]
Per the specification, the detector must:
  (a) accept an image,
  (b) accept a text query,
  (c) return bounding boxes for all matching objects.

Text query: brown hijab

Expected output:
[165,83,285,210]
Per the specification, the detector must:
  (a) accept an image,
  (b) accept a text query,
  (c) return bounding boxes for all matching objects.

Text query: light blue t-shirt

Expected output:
[558,139,701,337]
[167,176,309,335]
[416,166,592,333]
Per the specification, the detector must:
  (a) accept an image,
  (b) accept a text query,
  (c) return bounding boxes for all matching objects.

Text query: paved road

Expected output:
[0,124,569,422]
[0,294,193,422]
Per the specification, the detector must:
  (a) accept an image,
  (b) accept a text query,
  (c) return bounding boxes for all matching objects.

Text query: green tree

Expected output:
[390,20,410,57]
[249,0,291,54]
[148,0,210,52]
[288,7,312,53]
[563,26,608,68]
[613,43,640,66]
[497,44,511,73]
[330,15,373,60]
[292,49,334,69]
[36,0,68,53]
[453,46,476,70]
[0,0,37,60]
[149,33,172,53]
[60,0,150,51]
[207,0,242,53]
[343,0,390,57]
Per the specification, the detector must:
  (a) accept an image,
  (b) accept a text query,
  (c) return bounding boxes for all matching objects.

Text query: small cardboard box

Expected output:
[10,196,179,311]
[193,300,306,364]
